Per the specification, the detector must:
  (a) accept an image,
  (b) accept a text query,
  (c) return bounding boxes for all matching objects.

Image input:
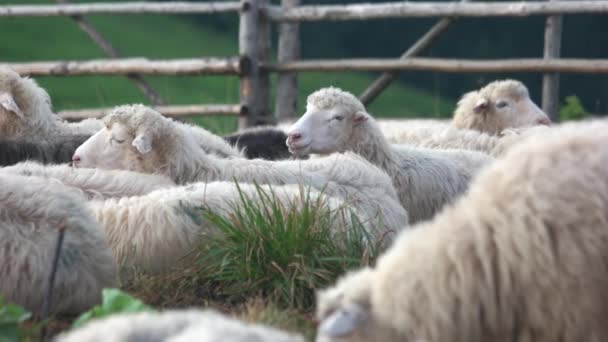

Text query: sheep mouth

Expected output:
[287,143,311,156]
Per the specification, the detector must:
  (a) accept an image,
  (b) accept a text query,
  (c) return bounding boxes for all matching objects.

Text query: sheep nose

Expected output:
[537,117,552,126]
[72,155,81,163]
[288,132,302,142]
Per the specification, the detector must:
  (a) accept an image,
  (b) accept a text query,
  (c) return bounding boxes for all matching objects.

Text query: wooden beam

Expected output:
[265,1,608,22]
[1,58,241,76]
[262,58,608,73]
[0,2,241,17]
[58,104,241,120]
[542,0,563,121]
[275,0,300,119]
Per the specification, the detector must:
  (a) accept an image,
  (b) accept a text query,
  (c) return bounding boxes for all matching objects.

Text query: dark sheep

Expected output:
[223,126,305,160]
[0,135,91,166]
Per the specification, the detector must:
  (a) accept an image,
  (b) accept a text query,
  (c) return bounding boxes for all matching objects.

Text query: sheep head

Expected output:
[0,66,56,137]
[287,87,369,157]
[72,104,173,173]
[452,79,551,135]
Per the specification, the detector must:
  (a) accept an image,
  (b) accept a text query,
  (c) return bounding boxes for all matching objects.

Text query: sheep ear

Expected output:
[0,92,24,119]
[318,305,366,338]
[132,133,152,154]
[473,98,489,114]
[353,111,369,125]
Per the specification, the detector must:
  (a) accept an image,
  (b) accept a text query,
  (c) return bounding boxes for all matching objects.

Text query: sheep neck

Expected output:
[350,120,400,177]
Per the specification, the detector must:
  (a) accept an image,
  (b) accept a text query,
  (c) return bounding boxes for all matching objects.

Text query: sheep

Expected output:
[72,104,409,236]
[0,67,242,158]
[452,79,551,134]
[223,125,295,160]
[56,309,305,342]
[286,87,493,223]
[0,174,117,317]
[0,161,175,200]
[87,181,371,274]
[0,135,90,166]
[0,66,102,138]
[315,118,608,342]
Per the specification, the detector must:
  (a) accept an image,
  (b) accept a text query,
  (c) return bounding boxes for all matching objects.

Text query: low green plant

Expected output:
[559,95,588,121]
[0,298,31,342]
[72,289,154,329]
[198,182,384,309]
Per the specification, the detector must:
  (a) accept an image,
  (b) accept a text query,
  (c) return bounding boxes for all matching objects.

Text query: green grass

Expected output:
[197,182,382,310]
[1,0,455,134]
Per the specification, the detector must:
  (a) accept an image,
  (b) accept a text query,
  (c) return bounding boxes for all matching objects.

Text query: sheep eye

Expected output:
[496,101,508,108]
[333,115,344,121]
[110,137,125,144]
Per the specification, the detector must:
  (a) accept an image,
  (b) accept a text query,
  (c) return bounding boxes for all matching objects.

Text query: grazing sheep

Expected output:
[452,79,551,134]
[88,181,369,273]
[0,161,174,200]
[316,118,608,342]
[0,174,117,316]
[287,87,493,223]
[0,135,90,166]
[0,66,102,138]
[72,104,409,235]
[223,125,294,160]
[56,309,305,342]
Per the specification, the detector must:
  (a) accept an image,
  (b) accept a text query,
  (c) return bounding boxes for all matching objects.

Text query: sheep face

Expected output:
[287,87,367,157]
[452,79,551,134]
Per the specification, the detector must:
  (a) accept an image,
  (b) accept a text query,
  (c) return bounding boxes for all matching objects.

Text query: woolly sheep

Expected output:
[0,174,117,316]
[0,66,102,138]
[72,104,409,235]
[287,87,493,223]
[0,135,90,166]
[56,309,305,342]
[316,118,608,342]
[0,161,175,200]
[452,79,551,134]
[223,125,295,160]
[88,181,370,273]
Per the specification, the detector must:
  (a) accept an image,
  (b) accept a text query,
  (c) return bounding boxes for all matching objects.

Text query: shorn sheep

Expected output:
[452,79,551,134]
[0,135,90,166]
[72,104,409,235]
[287,87,493,223]
[223,125,294,160]
[87,181,369,273]
[0,174,117,316]
[315,118,608,342]
[57,309,305,342]
[0,161,175,200]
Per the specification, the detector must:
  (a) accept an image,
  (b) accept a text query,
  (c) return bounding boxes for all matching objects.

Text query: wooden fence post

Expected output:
[275,0,300,120]
[542,0,563,122]
[239,0,272,130]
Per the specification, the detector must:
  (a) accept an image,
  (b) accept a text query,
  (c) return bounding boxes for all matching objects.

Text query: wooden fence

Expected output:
[2,1,608,128]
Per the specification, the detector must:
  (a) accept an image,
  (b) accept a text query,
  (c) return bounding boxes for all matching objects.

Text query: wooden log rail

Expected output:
[1,58,242,76]
[0,2,241,17]
[262,58,608,74]
[265,1,608,22]
[59,104,241,120]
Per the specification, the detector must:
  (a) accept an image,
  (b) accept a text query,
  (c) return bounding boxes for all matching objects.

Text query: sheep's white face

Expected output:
[72,123,141,170]
[286,105,363,157]
[477,95,550,132]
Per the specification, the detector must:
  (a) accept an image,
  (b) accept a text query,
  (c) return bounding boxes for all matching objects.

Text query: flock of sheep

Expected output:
[1,64,607,341]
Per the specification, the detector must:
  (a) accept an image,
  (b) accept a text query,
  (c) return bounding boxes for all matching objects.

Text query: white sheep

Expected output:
[287,87,493,223]
[315,118,608,342]
[72,104,409,236]
[0,161,175,200]
[0,67,242,158]
[56,309,305,342]
[0,174,117,316]
[88,181,372,274]
[452,79,551,134]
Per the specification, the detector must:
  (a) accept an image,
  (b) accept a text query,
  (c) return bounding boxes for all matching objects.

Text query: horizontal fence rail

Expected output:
[59,104,241,120]
[266,1,608,21]
[1,57,242,76]
[0,2,241,17]
[262,58,608,74]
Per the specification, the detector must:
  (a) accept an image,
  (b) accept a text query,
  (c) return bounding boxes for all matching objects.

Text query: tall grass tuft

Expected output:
[198,182,384,309]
